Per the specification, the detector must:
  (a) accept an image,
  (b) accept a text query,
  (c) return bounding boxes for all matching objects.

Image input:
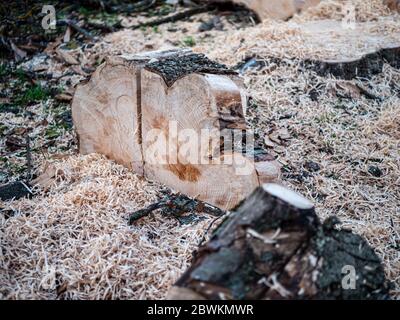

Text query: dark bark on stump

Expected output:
[169,184,391,300]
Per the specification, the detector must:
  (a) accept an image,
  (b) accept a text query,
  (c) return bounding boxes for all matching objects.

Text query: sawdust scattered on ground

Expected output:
[0,154,211,299]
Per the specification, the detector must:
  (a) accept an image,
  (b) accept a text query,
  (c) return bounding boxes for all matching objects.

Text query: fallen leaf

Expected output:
[336,81,361,99]
[274,146,286,154]
[56,49,79,65]
[10,41,27,61]
[277,128,291,140]
[63,26,72,43]
[5,136,25,151]
[269,132,281,144]
[71,65,89,76]
[32,163,64,191]
[55,93,73,102]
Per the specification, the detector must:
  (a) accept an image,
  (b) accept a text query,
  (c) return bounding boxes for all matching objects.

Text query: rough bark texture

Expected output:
[145,53,236,87]
[72,49,280,210]
[168,184,391,300]
[309,46,400,80]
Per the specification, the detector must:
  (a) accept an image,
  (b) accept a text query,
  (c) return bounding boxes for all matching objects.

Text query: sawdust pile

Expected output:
[0,154,210,299]
[295,0,393,22]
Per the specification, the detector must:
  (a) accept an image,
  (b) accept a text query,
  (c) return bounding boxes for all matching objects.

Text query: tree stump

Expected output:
[168,184,391,300]
[297,20,400,79]
[72,49,280,210]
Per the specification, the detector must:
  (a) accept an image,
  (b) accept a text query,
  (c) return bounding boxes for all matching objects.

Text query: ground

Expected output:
[0,0,399,299]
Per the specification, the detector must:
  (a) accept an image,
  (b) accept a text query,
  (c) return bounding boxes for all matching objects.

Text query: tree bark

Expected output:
[168,183,391,300]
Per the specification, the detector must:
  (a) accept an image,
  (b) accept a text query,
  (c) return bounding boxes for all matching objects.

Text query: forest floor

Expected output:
[0,0,399,299]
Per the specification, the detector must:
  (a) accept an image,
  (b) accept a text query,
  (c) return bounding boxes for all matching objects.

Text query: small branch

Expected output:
[355,83,383,101]
[128,193,224,225]
[128,201,164,224]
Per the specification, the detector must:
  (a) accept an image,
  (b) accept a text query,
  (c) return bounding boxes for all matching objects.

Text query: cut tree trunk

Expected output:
[201,0,321,20]
[72,49,280,210]
[168,183,391,300]
[238,19,400,80]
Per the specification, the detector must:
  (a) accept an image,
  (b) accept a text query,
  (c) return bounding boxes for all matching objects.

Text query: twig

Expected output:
[128,201,164,224]
[131,6,213,30]
[104,0,157,13]
[355,83,382,101]
[128,192,224,225]
[26,133,32,180]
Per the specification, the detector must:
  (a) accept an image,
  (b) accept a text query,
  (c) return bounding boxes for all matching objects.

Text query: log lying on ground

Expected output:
[72,49,280,210]
[168,184,391,300]
[201,0,321,20]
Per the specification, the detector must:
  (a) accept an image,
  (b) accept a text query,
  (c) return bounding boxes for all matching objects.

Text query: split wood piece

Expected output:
[168,184,391,300]
[201,0,320,20]
[72,49,280,210]
[72,57,143,173]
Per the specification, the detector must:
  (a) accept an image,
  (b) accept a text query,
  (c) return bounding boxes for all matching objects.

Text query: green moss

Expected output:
[17,84,49,105]
[78,7,91,16]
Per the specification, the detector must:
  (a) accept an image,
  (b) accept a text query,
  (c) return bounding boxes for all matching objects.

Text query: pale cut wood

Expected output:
[203,0,320,20]
[72,58,143,173]
[141,69,276,209]
[72,49,280,210]
[301,19,400,79]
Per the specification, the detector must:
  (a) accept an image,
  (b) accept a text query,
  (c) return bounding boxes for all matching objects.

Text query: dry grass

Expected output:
[0,154,211,299]
[1,0,399,299]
